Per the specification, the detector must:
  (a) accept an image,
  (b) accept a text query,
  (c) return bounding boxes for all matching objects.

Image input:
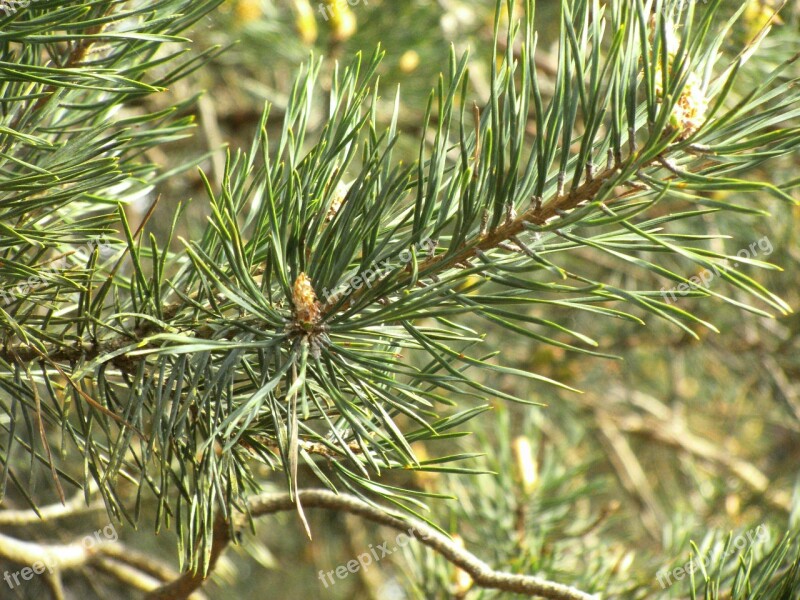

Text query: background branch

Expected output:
[147,489,598,600]
[0,531,203,599]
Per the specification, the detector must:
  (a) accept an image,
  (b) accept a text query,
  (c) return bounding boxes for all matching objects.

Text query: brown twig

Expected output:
[326,160,630,315]
[591,409,666,541]
[5,15,110,137]
[596,389,792,513]
[143,513,231,600]
[146,489,598,600]
[0,531,204,598]
[0,487,103,526]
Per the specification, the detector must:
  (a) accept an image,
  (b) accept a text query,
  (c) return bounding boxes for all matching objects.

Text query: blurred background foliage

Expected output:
[3,0,800,598]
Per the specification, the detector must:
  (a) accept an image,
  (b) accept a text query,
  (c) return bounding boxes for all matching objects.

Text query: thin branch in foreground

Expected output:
[144,514,232,600]
[0,530,204,599]
[146,489,598,600]
[0,486,103,526]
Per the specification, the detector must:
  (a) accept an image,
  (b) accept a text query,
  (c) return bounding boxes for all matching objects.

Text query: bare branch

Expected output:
[144,514,231,600]
[0,531,204,599]
[0,487,103,526]
[146,490,598,600]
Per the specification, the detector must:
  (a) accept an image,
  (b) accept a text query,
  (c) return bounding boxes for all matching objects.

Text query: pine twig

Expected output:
[146,489,598,600]
[0,531,202,598]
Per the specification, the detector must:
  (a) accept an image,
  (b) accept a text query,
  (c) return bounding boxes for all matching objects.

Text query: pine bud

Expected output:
[293,273,321,326]
[399,50,421,73]
[670,71,708,137]
[647,15,708,138]
[326,180,351,222]
[648,14,680,57]
[654,64,708,138]
[512,435,538,495]
[294,0,318,45]
[744,0,783,39]
[234,0,262,24]
[325,1,357,42]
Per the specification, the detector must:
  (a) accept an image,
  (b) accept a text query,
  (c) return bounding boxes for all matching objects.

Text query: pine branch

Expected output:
[144,513,232,600]
[326,159,637,314]
[0,161,632,366]
[146,489,598,600]
[3,0,800,583]
[0,530,202,598]
[0,486,102,525]
[6,13,109,134]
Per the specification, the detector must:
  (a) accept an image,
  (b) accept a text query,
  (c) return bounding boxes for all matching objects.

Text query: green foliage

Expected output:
[1,0,799,595]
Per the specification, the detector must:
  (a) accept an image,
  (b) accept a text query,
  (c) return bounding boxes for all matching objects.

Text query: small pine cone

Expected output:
[671,72,708,137]
[648,14,680,57]
[234,0,261,24]
[325,0,357,42]
[326,180,351,222]
[293,273,321,326]
[294,0,318,45]
[512,436,538,495]
[655,66,708,138]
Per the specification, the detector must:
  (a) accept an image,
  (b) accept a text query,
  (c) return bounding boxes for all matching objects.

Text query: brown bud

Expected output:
[293,273,321,326]
[512,436,538,495]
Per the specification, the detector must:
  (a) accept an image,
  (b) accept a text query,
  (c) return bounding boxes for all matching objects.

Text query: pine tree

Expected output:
[1,1,799,598]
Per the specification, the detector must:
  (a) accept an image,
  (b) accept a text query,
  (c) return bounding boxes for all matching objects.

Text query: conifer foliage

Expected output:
[1,1,799,598]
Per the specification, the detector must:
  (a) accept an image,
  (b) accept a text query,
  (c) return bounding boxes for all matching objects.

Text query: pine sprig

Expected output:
[1,0,798,581]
